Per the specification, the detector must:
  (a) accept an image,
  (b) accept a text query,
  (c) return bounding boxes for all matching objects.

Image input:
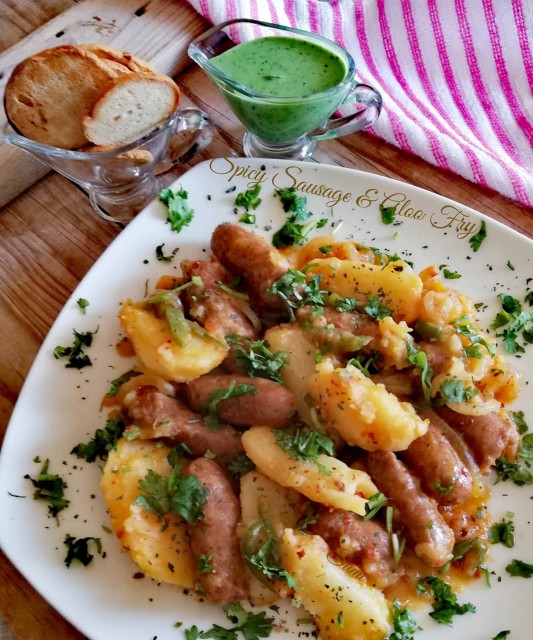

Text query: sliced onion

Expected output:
[372,373,414,396]
[232,297,262,334]
[446,397,501,416]
[117,372,176,406]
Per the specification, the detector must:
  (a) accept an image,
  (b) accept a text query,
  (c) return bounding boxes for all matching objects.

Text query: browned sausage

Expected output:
[435,405,514,473]
[366,450,454,568]
[181,259,258,339]
[418,341,450,375]
[400,409,473,506]
[309,509,396,588]
[184,457,248,604]
[186,374,296,428]
[211,223,290,314]
[125,386,243,458]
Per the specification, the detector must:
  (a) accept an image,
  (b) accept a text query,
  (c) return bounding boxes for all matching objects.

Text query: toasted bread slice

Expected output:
[77,44,156,74]
[4,45,124,149]
[82,72,180,146]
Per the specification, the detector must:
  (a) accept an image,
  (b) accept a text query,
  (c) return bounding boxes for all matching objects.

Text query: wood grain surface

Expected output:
[0,2,532,640]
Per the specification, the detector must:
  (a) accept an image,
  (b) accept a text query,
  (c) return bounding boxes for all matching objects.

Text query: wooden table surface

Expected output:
[0,1,532,639]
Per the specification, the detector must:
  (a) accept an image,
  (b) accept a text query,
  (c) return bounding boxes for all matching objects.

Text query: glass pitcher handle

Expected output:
[310,84,382,142]
[156,107,214,174]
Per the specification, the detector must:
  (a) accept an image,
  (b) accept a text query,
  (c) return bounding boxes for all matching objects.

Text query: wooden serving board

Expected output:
[0,0,208,208]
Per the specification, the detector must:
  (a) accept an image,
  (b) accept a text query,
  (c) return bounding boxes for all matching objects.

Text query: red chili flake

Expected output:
[297,549,306,559]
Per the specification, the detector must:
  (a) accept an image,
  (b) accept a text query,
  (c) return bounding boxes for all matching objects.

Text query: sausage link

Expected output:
[211,223,290,314]
[125,386,243,458]
[184,458,248,604]
[401,408,473,505]
[186,374,296,428]
[181,259,258,340]
[435,405,514,473]
[309,509,396,588]
[366,450,454,568]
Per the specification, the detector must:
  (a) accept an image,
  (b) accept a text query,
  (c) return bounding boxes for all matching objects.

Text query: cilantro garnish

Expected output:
[268,269,327,318]
[492,632,510,640]
[198,555,214,574]
[434,378,479,405]
[386,600,419,640]
[379,203,397,225]
[511,410,529,435]
[272,187,327,248]
[243,521,297,589]
[239,211,256,224]
[364,294,392,319]
[53,327,97,369]
[273,425,334,473]
[406,341,432,403]
[494,455,533,486]
[230,337,288,383]
[519,433,533,459]
[417,576,476,625]
[226,453,255,478]
[489,515,515,548]
[160,187,194,232]
[364,492,386,520]
[469,220,487,252]
[71,416,126,462]
[185,603,274,640]
[155,243,173,262]
[439,265,461,279]
[490,293,533,355]
[326,293,360,312]
[235,184,262,211]
[346,351,382,377]
[453,316,496,358]
[203,381,258,430]
[63,534,102,567]
[26,458,69,518]
[77,298,89,314]
[136,449,208,524]
[505,559,533,578]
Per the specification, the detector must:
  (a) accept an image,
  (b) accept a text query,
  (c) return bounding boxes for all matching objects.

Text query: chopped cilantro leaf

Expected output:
[26,458,69,518]
[156,243,173,262]
[505,559,533,578]
[272,188,326,248]
[185,604,273,640]
[274,425,334,473]
[406,341,432,404]
[64,534,102,567]
[239,211,256,224]
[469,220,487,252]
[364,294,392,319]
[489,516,515,548]
[243,522,298,589]
[106,370,141,398]
[492,633,511,640]
[417,576,476,625]
[519,433,533,459]
[268,269,327,317]
[434,378,479,405]
[71,416,126,462]
[386,600,419,640]
[226,453,255,478]
[198,554,214,574]
[490,294,533,355]
[275,187,309,218]
[235,184,262,211]
[494,456,533,486]
[53,327,97,369]
[77,298,89,314]
[203,381,258,430]
[231,337,288,383]
[511,410,529,435]
[440,265,461,279]
[380,203,397,225]
[160,187,194,232]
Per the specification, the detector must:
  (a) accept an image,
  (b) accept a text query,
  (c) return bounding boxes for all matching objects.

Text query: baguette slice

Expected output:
[77,44,156,74]
[4,45,122,149]
[82,72,180,146]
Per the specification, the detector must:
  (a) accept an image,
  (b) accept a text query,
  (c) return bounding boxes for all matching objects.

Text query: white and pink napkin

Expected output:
[185,0,533,208]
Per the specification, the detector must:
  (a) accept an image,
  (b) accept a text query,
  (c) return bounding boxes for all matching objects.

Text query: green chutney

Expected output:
[210,36,350,143]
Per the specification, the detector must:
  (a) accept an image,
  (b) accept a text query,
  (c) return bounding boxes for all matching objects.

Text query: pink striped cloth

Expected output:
[186,0,533,208]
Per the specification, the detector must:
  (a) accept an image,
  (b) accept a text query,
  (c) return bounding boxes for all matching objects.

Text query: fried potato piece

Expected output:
[280,529,392,640]
[119,300,228,382]
[101,438,194,588]
[241,426,377,516]
[308,361,428,451]
[304,257,423,324]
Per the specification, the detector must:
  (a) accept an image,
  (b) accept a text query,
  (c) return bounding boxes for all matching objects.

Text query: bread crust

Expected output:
[76,44,156,74]
[5,45,123,149]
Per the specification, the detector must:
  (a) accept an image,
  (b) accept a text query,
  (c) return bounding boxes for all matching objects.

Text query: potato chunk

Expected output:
[101,438,194,588]
[264,324,318,425]
[241,426,377,516]
[308,361,428,451]
[280,529,391,640]
[304,257,422,324]
[119,300,227,382]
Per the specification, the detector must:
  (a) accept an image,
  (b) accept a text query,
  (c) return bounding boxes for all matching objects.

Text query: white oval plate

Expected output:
[1,158,532,640]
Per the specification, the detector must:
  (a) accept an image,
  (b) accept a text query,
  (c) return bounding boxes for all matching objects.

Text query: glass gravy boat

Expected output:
[189,18,382,160]
[2,107,213,225]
